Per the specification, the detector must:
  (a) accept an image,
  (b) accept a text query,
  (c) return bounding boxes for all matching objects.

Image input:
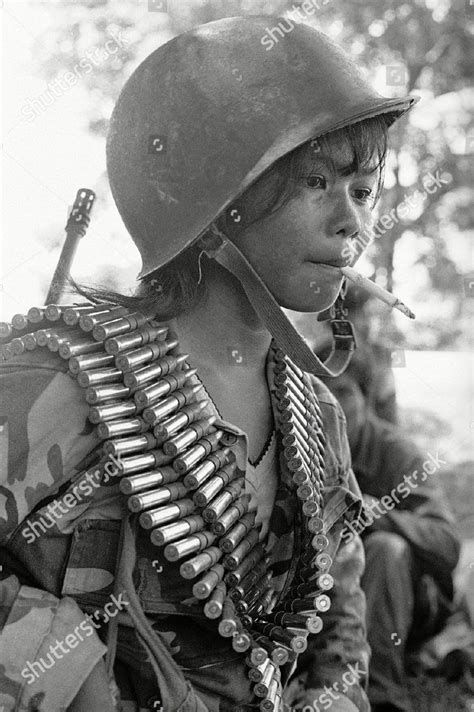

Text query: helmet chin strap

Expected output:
[200,227,355,378]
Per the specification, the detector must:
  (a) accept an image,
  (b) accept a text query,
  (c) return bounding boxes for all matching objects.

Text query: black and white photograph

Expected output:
[1,1,473,711]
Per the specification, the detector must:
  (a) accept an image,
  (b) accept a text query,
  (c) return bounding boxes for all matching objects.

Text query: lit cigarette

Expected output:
[340,265,416,320]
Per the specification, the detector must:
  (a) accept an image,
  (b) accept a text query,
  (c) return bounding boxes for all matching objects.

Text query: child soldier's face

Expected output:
[232,142,378,313]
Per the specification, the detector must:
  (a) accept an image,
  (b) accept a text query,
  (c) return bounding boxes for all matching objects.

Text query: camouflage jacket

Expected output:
[0,327,370,712]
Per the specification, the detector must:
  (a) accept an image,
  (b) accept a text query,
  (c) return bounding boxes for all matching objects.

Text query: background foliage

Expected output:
[9,0,472,350]
[2,4,473,707]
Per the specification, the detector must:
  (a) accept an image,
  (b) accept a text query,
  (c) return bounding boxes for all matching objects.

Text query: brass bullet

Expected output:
[120,466,181,495]
[202,579,226,616]
[150,514,204,546]
[139,498,195,529]
[179,546,222,579]
[129,482,188,513]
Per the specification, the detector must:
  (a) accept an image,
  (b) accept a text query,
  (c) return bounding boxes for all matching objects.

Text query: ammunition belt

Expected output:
[1,303,333,711]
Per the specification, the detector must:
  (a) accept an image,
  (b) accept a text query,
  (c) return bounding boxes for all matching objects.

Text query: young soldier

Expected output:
[0,16,418,712]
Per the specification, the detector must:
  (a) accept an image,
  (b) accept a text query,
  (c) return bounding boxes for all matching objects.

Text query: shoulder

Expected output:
[1,348,89,432]
[1,348,100,541]
[1,344,70,376]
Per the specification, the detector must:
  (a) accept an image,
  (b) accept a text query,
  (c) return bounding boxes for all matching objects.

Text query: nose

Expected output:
[328,191,362,241]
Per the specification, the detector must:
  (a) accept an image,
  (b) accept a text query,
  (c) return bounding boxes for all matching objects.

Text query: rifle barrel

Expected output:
[46,188,95,304]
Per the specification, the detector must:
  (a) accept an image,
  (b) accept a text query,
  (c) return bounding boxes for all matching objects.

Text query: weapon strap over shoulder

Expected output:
[201,228,355,378]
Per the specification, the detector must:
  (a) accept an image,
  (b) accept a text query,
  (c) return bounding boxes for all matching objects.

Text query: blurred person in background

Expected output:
[320,358,461,712]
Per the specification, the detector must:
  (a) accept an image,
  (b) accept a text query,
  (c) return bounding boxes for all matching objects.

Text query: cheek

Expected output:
[359,205,375,232]
[233,213,302,273]
[277,263,344,311]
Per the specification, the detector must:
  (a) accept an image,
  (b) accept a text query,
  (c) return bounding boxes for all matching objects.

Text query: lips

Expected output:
[310,259,347,268]
[321,259,348,268]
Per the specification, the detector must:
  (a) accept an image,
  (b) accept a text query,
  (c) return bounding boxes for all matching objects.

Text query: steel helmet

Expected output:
[107,15,418,277]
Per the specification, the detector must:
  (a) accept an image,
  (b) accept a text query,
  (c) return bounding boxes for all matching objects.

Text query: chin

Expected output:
[280,297,338,313]
[299,300,337,313]
[281,286,340,313]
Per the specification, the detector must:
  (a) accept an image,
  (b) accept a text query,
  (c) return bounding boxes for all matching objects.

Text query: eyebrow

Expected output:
[335,164,378,177]
[307,159,378,178]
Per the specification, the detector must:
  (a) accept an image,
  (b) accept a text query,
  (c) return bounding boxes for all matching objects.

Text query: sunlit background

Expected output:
[2,0,473,546]
[1,3,474,707]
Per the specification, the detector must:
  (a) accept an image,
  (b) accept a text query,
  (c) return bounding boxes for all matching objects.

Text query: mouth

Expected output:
[309,259,347,270]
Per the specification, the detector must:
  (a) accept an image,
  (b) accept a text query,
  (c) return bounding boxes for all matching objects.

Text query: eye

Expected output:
[306,175,326,189]
[353,188,373,203]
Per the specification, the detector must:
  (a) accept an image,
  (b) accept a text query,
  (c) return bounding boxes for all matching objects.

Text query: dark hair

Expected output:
[76,114,392,317]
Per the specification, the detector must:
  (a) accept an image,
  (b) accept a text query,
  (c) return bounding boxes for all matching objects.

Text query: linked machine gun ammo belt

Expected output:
[0,300,335,711]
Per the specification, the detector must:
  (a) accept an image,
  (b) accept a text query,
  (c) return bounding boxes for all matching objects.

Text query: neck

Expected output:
[174,261,272,375]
